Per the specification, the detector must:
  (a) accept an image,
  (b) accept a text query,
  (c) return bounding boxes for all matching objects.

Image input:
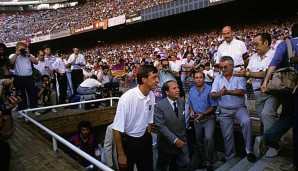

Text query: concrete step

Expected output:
[230,156,255,171]
[248,155,273,171]
[214,160,225,170]
[215,157,241,171]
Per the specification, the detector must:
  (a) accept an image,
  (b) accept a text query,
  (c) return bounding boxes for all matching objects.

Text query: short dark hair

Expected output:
[0,43,7,50]
[220,56,234,65]
[162,80,176,94]
[193,71,205,79]
[41,74,50,81]
[43,44,50,50]
[255,33,271,46]
[90,75,98,80]
[137,65,158,85]
[77,120,91,132]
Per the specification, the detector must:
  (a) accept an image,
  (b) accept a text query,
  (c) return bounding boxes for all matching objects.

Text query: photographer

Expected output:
[36,75,57,115]
[9,42,38,111]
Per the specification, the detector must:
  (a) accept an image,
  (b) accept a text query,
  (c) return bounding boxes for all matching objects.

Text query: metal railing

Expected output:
[18,97,120,171]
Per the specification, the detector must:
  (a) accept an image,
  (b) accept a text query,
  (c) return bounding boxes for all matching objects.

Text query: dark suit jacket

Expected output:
[154,97,187,154]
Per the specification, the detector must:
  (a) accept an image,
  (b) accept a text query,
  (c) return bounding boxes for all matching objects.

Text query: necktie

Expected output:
[173,101,178,117]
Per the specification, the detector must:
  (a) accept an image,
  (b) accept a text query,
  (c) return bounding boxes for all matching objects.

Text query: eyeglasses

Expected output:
[219,65,230,69]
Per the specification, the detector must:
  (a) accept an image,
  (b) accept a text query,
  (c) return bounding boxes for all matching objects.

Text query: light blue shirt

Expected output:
[158,70,176,87]
[189,84,218,114]
[211,74,246,109]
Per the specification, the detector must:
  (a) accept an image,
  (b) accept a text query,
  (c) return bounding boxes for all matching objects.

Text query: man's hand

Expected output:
[118,154,127,168]
[175,138,185,149]
[7,96,22,109]
[261,80,269,93]
[234,67,247,77]
[220,86,228,96]
[194,113,204,121]
[290,56,298,64]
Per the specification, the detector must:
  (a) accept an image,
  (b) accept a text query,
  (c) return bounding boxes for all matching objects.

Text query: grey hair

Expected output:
[220,56,234,65]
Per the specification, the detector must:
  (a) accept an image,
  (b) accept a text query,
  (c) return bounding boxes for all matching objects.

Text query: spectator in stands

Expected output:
[99,66,112,85]
[189,71,217,171]
[52,51,67,104]
[67,47,86,95]
[211,56,256,163]
[181,52,195,83]
[77,75,104,95]
[9,42,38,112]
[216,26,249,71]
[112,65,159,171]
[37,75,57,114]
[203,62,214,86]
[169,53,185,98]
[262,24,298,170]
[69,120,100,170]
[34,50,53,77]
[154,80,190,171]
[183,46,195,59]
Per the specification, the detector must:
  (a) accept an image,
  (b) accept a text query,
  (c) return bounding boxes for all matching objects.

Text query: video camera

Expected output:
[20,48,26,56]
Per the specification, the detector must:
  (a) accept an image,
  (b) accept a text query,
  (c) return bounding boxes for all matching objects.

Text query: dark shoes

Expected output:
[247,153,257,163]
[206,165,214,171]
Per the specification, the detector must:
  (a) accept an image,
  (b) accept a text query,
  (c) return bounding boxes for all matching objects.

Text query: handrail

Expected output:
[18,97,120,171]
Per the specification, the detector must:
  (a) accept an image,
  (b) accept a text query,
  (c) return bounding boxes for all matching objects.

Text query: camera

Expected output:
[162,64,169,68]
[20,48,26,56]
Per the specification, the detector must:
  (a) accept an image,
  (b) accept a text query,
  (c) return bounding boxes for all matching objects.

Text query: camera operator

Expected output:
[9,42,38,112]
[158,59,181,98]
[36,75,57,115]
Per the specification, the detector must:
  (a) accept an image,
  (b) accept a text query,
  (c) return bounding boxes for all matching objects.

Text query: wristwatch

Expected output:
[246,71,250,77]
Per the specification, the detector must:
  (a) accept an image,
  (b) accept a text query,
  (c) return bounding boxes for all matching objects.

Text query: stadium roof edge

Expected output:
[0,0,68,6]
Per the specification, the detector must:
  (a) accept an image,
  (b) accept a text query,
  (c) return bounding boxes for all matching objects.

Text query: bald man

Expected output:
[217,26,249,71]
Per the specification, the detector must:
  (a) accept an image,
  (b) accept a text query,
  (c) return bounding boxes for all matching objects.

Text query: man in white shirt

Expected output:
[112,65,159,171]
[34,50,53,78]
[234,33,280,158]
[77,75,104,95]
[217,26,249,71]
[52,52,67,104]
[67,47,86,95]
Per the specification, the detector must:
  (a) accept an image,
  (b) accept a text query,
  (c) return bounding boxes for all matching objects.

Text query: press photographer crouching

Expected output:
[36,75,57,116]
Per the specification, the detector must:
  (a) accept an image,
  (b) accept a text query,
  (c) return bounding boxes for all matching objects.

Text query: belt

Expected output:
[254,88,261,91]
[234,64,244,68]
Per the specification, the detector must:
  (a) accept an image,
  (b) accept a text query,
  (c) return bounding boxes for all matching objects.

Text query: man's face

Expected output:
[222,27,233,43]
[253,35,267,56]
[187,54,192,61]
[103,69,108,75]
[80,127,90,139]
[143,71,159,90]
[73,48,79,55]
[165,82,180,101]
[161,60,170,71]
[38,51,45,61]
[194,72,205,87]
[44,48,51,55]
[219,61,233,76]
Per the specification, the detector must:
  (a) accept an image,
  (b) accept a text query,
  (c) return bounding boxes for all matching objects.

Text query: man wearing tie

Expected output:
[154,80,190,171]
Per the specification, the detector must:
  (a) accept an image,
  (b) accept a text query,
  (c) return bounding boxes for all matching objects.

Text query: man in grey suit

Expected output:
[154,80,190,171]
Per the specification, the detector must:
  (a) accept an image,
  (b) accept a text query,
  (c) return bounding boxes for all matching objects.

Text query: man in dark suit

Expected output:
[154,80,190,171]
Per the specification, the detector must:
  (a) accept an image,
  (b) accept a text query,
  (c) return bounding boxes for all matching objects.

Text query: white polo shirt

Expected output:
[217,38,247,66]
[112,86,155,137]
[247,49,275,90]
[68,53,86,70]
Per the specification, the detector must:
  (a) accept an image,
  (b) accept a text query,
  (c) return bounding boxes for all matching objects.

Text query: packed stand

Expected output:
[0,0,174,43]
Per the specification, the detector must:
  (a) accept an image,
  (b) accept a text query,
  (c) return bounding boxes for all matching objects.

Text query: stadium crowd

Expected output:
[0,0,173,43]
[1,10,298,170]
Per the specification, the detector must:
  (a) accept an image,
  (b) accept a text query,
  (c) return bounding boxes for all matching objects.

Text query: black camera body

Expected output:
[20,48,26,56]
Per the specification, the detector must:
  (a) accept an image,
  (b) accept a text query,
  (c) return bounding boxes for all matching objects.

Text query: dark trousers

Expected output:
[293,91,298,167]
[0,139,11,171]
[157,150,190,171]
[13,75,38,110]
[71,69,83,95]
[264,94,294,148]
[120,132,153,171]
[57,73,67,104]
